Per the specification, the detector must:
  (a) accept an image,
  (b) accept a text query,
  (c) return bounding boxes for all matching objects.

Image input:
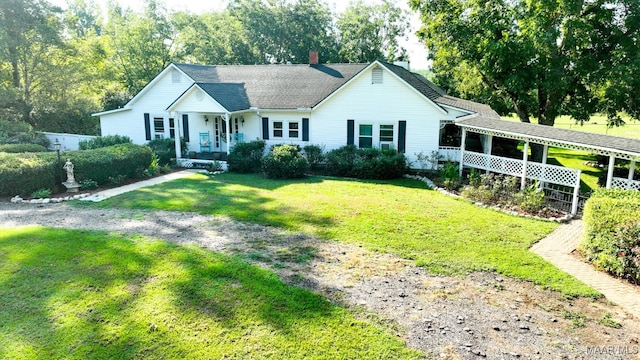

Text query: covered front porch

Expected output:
[446,115,640,215]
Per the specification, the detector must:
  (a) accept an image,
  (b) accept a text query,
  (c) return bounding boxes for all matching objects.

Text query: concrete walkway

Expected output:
[80,169,199,202]
[531,220,640,318]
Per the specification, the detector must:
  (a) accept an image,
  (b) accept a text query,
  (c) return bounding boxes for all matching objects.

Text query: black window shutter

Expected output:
[182,114,190,142]
[144,113,151,140]
[347,119,354,145]
[398,120,407,153]
[302,118,309,141]
[262,117,269,140]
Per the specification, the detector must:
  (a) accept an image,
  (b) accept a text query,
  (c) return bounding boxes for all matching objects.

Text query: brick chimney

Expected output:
[309,51,319,65]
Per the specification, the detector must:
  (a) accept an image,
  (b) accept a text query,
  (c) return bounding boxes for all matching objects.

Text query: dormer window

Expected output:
[372,67,383,84]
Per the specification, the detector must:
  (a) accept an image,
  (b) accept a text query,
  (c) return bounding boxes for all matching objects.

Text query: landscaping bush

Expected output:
[303,144,325,170]
[146,137,186,166]
[0,143,152,196]
[79,135,132,150]
[227,140,265,173]
[324,145,407,179]
[0,143,47,153]
[513,183,546,213]
[581,189,640,283]
[324,145,358,177]
[0,152,57,196]
[0,120,49,148]
[439,160,461,190]
[262,144,308,179]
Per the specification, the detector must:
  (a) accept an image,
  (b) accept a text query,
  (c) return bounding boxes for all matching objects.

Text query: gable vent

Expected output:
[372,67,383,84]
[171,69,181,83]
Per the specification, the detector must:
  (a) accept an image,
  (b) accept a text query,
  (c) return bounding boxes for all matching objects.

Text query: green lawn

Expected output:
[547,147,602,193]
[0,227,420,360]
[504,114,640,140]
[92,173,598,297]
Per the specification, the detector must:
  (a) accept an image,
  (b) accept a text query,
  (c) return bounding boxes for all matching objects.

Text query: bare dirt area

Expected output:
[1,202,639,359]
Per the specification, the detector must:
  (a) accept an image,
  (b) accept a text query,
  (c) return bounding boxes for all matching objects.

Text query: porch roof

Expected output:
[455,114,640,160]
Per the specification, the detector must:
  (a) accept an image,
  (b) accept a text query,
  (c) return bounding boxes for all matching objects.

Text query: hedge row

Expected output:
[0,143,152,196]
[0,143,47,153]
[581,188,640,284]
[227,142,408,180]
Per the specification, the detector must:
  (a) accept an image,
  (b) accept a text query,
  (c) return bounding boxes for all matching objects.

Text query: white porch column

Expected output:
[224,113,231,155]
[571,173,581,215]
[459,128,467,177]
[521,141,529,190]
[606,155,615,188]
[172,112,182,160]
[485,135,493,174]
[541,145,549,164]
[629,160,636,181]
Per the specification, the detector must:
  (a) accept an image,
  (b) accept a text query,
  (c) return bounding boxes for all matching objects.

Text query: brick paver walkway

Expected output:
[531,220,640,318]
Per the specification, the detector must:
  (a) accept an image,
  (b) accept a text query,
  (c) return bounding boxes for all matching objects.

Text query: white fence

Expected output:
[461,151,582,214]
[612,177,640,191]
[40,132,97,151]
[462,152,581,187]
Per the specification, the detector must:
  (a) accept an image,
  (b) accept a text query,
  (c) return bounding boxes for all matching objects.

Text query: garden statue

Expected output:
[63,159,75,182]
[62,159,80,192]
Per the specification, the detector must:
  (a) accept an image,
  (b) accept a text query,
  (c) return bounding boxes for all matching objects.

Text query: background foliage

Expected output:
[0,0,409,137]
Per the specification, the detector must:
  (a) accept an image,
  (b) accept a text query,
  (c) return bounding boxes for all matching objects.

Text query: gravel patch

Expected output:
[1,202,639,359]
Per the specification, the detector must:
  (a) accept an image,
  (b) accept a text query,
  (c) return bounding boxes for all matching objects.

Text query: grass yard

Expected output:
[0,227,420,359]
[546,147,602,193]
[504,114,640,139]
[91,173,598,298]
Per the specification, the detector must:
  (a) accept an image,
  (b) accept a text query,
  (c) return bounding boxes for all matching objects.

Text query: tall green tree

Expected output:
[104,0,179,94]
[0,0,64,123]
[336,0,408,63]
[411,0,640,127]
[229,0,338,64]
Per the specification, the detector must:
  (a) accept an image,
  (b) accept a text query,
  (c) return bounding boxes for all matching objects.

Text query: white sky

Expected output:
[53,0,430,69]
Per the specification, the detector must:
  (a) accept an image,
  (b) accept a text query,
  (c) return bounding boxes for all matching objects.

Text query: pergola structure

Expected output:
[454,115,640,215]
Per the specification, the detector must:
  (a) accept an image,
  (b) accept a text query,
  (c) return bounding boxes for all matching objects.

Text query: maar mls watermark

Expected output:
[586,345,639,356]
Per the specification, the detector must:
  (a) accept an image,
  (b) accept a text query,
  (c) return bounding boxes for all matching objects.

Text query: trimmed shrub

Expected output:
[0,143,152,196]
[324,145,407,180]
[227,140,265,173]
[79,135,131,150]
[324,145,358,177]
[0,143,47,153]
[0,152,58,196]
[262,144,308,179]
[303,144,325,170]
[581,189,640,283]
[146,138,186,166]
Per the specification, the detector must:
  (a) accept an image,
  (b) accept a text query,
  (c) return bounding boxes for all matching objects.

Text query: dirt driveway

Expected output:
[1,202,639,359]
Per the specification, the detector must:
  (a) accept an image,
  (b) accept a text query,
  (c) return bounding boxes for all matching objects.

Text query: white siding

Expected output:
[99,66,193,144]
[310,65,459,166]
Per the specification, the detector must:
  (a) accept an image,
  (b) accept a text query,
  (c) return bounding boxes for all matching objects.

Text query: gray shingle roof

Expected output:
[197,83,250,112]
[174,63,367,109]
[173,62,499,117]
[455,114,640,158]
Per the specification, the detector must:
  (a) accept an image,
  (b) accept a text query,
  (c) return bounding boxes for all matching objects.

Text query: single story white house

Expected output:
[93,52,499,168]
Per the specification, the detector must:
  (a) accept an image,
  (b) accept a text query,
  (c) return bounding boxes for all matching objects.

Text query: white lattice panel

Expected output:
[612,177,640,191]
[462,152,580,187]
[178,159,195,168]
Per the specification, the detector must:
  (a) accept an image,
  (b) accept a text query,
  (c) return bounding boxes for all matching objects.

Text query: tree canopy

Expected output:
[410,0,640,127]
[0,0,410,135]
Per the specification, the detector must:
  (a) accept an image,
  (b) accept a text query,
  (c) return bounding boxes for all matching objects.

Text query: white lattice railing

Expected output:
[612,177,640,191]
[177,158,228,170]
[462,152,580,187]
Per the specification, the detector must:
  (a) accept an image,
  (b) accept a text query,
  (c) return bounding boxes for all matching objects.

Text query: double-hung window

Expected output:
[289,122,299,138]
[154,117,165,139]
[359,124,373,148]
[380,125,394,142]
[273,121,283,138]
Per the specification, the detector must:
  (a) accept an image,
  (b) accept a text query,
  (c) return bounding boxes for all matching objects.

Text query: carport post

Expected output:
[459,128,467,178]
[571,170,581,215]
[629,160,636,181]
[606,155,615,188]
[521,141,529,190]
